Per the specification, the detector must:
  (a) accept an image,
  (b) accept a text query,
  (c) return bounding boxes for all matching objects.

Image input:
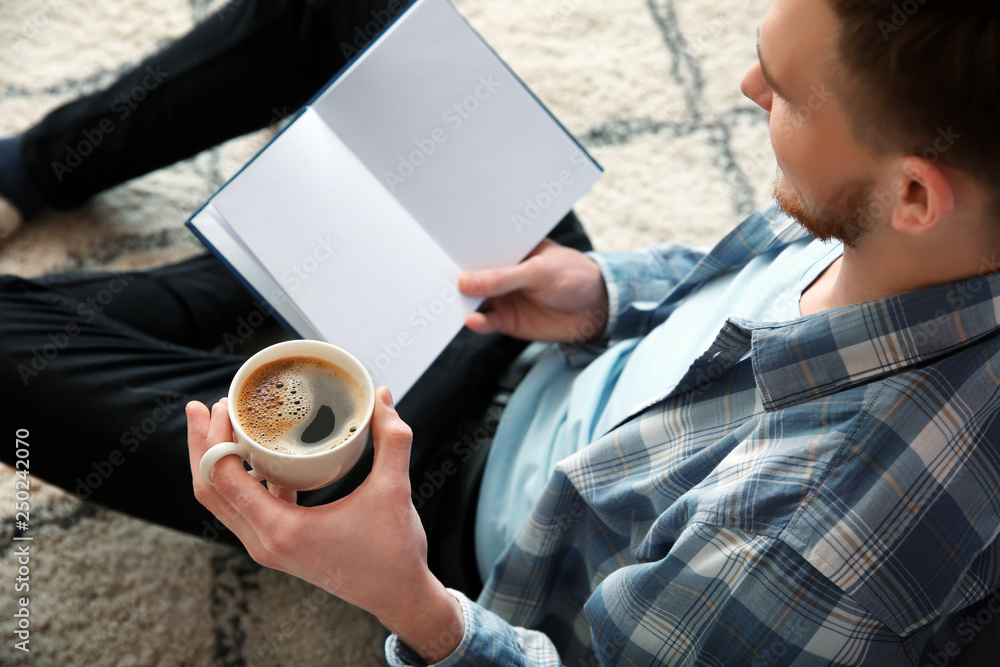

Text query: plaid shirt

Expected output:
[387,205,1000,666]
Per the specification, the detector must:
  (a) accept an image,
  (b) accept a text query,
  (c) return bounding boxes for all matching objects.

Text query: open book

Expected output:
[186,0,602,398]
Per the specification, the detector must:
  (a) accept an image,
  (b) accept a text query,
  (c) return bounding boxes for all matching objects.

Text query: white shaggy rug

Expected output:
[0,0,774,664]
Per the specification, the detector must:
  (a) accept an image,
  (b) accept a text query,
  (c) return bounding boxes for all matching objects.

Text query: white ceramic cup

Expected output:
[199,340,376,491]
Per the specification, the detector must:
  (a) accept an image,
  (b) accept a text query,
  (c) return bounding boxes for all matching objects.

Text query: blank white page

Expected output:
[212,108,477,396]
[187,203,321,340]
[311,0,602,272]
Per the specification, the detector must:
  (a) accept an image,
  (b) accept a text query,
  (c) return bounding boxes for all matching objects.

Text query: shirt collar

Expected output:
[670,205,811,300]
[742,268,1000,411]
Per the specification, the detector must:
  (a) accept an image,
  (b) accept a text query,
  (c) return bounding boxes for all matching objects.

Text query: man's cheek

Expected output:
[772,107,799,143]
[766,110,791,160]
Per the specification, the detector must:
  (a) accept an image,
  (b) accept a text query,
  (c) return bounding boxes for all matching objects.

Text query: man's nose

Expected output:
[741,62,772,112]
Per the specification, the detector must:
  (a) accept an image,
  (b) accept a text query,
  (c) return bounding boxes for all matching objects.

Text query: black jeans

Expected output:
[21,0,410,209]
[4,0,593,598]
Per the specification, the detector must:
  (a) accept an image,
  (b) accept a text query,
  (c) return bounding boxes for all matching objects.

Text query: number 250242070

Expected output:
[14,429,30,528]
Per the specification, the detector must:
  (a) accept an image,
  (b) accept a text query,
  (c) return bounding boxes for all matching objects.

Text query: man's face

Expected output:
[740,0,885,248]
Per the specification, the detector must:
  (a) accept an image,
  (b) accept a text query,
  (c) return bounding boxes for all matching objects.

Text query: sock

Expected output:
[0,136,45,219]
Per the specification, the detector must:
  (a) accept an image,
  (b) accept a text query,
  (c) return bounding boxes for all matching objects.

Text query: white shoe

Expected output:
[0,195,24,239]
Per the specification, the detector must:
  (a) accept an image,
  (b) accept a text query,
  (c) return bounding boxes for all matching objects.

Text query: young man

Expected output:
[188,0,1000,664]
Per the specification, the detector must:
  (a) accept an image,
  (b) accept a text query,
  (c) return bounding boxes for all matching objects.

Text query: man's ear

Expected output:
[890,156,955,235]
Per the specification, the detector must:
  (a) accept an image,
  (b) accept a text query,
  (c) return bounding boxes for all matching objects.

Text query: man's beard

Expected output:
[772,173,878,249]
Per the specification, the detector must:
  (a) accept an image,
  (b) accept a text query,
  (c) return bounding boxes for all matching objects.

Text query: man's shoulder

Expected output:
[780,331,1000,527]
[771,336,1000,633]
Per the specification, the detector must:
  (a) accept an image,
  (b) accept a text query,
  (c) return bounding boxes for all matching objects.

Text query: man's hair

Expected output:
[827,0,1000,213]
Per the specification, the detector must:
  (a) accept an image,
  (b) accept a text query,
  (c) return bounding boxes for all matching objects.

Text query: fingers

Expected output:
[370,387,413,482]
[188,399,305,569]
[186,400,212,466]
[459,265,529,297]
[459,239,554,297]
[460,261,538,298]
[459,238,564,301]
[198,400,238,484]
[187,399,223,499]
[200,400,279,526]
[206,397,235,446]
[188,400,268,550]
[209,471,289,568]
[525,238,558,256]
[268,482,298,505]
[464,311,502,335]
[187,399,235,487]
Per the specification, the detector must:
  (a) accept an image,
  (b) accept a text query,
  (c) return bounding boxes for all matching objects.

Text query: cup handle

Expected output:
[199,441,265,485]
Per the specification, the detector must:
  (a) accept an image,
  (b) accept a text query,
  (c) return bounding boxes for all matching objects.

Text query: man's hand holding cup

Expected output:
[187,341,464,663]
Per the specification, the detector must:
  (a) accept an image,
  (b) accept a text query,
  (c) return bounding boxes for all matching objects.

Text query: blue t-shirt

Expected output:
[475,236,844,579]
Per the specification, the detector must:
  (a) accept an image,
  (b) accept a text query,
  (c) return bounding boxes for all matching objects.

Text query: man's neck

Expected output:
[799,232,1000,317]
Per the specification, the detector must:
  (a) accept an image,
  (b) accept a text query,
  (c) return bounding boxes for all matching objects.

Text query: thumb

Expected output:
[370,387,413,479]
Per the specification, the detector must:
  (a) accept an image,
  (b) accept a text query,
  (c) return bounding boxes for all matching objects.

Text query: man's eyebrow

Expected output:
[755,32,793,102]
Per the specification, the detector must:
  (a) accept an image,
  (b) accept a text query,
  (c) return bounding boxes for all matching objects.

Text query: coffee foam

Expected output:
[235,356,363,455]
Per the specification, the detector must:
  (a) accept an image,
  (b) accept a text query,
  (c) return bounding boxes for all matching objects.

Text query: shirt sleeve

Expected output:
[384,589,564,667]
[587,243,707,340]
[385,523,919,665]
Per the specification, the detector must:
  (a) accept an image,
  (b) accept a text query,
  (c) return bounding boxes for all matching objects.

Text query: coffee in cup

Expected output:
[235,356,364,455]
[199,340,375,491]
